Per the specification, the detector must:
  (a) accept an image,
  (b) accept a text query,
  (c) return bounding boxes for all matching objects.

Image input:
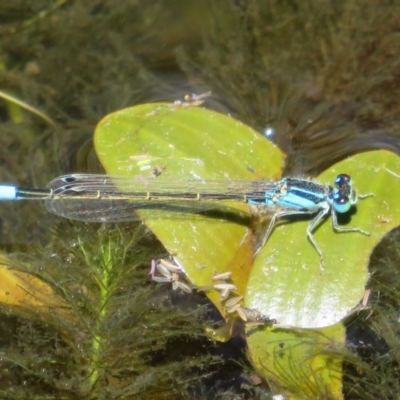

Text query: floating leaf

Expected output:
[245,150,400,328]
[246,323,345,398]
[95,102,283,316]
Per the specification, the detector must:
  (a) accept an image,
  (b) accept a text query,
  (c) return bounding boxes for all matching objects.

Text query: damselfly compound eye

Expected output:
[333,193,351,213]
[334,174,351,188]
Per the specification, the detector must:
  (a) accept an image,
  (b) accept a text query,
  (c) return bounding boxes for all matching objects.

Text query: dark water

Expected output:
[0,1,400,398]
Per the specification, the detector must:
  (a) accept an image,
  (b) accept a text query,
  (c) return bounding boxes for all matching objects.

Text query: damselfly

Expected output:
[0,173,369,265]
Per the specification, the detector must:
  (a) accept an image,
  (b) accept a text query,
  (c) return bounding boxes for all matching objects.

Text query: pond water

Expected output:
[0,1,399,398]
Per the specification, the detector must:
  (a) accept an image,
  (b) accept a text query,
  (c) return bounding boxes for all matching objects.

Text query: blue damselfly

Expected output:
[0,173,369,265]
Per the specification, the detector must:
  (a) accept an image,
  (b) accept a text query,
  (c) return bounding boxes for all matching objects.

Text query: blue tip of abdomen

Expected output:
[0,185,17,200]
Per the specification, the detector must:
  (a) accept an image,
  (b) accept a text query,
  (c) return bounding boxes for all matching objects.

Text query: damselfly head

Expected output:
[331,173,358,213]
[334,173,352,188]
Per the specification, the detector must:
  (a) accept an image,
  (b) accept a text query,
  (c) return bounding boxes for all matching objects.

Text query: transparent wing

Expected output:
[45,174,276,223]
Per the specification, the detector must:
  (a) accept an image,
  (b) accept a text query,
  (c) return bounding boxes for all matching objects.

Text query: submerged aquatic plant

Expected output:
[0,222,230,399]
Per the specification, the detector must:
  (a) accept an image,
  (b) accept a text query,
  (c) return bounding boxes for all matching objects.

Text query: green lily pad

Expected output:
[246,322,345,398]
[94,102,283,315]
[246,149,400,328]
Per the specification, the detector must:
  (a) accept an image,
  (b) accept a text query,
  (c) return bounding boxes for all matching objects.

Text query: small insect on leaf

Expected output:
[212,271,233,281]
[150,258,192,293]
